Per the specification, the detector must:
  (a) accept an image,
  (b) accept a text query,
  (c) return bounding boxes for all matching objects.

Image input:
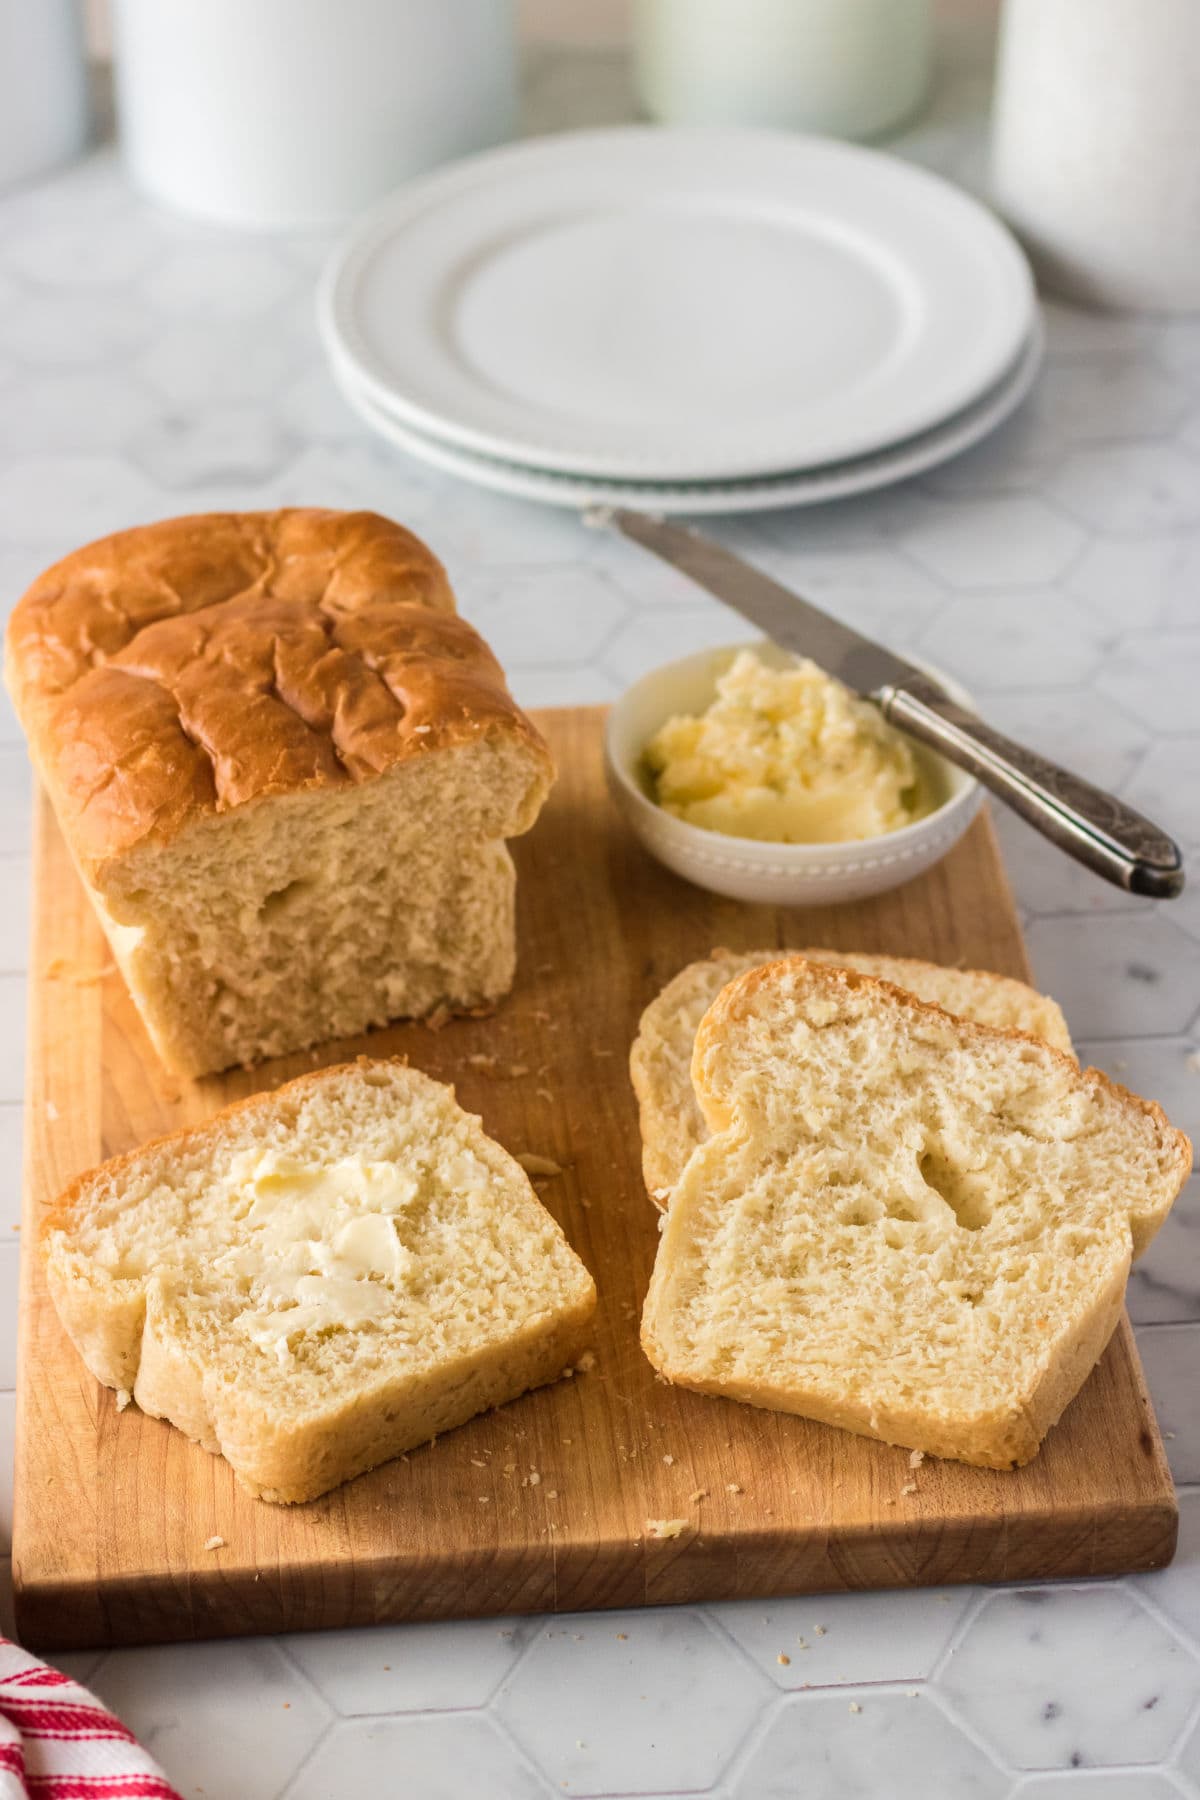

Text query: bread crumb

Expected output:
[727,1483,743,1495]
[849,1701,862,1715]
[645,1518,688,1539]
[616,1632,627,1640]
[561,1438,573,1447]
[575,1350,596,1372]
[813,1625,827,1636]
[546,1489,559,1500]
[690,1488,708,1504]
[900,1482,917,1496]
[777,1653,790,1666]
[592,1049,614,1058]
[517,1153,563,1177]
[424,1003,453,1032]
[507,1063,530,1078]
[662,1454,675,1466]
[203,1535,225,1551]
[478,1496,491,1504]
[536,1088,554,1104]
[470,1458,487,1468]
[45,1099,59,1121]
[908,1449,925,1468]
[528,1470,542,1486]
[466,1054,498,1073]
[907,1689,919,1698]
[114,1387,133,1412]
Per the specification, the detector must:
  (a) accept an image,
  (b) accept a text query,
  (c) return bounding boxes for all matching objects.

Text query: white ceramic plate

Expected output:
[332,319,1044,515]
[320,126,1035,483]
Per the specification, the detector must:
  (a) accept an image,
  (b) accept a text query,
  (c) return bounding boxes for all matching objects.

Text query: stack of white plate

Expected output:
[319,127,1042,515]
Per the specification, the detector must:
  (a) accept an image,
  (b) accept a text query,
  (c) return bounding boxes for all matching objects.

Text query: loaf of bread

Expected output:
[631,947,1073,1202]
[640,958,1190,1468]
[4,509,554,1077]
[43,1059,597,1503]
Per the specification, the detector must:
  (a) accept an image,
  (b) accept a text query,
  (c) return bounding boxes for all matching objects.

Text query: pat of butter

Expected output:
[643,649,931,844]
[331,1212,411,1282]
[215,1149,421,1357]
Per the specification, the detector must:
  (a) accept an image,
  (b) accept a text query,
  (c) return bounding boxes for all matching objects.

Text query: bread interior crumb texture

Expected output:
[97,738,537,1075]
[641,959,1190,1467]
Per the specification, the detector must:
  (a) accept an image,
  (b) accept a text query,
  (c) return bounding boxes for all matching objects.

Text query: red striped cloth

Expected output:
[0,1639,180,1799]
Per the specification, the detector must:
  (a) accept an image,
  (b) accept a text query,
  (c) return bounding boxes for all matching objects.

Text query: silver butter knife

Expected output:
[607,509,1184,900]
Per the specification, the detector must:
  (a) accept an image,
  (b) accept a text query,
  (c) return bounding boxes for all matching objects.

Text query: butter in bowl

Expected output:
[604,642,981,905]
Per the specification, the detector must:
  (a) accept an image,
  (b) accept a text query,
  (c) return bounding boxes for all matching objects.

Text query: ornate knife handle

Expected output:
[883,675,1185,899]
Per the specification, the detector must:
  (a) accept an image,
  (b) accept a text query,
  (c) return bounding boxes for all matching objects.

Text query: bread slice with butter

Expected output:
[631,948,1074,1203]
[640,958,1189,1469]
[43,1059,596,1503]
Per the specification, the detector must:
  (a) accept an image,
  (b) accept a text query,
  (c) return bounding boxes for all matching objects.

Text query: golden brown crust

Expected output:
[6,509,553,882]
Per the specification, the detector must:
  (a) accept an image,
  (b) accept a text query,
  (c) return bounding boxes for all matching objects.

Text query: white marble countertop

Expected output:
[1,13,1199,1800]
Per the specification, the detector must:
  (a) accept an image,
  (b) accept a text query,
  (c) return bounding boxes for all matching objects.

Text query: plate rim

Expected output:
[332,315,1046,515]
[319,124,1036,484]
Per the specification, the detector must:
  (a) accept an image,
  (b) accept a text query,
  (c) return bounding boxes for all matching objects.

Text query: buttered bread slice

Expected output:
[631,948,1073,1203]
[641,959,1189,1469]
[44,1060,596,1503]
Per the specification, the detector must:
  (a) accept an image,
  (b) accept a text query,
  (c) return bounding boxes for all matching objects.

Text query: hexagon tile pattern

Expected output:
[495,1610,770,1795]
[2,15,1200,1800]
[936,1588,1200,1771]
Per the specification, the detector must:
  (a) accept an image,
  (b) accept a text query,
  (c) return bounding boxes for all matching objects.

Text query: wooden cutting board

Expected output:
[13,706,1176,1651]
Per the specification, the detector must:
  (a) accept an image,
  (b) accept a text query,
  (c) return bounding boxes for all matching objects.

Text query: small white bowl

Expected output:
[603,641,982,906]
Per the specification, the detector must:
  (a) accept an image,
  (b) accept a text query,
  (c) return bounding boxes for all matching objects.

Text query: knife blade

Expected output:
[610,507,925,701]
[606,508,1184,900]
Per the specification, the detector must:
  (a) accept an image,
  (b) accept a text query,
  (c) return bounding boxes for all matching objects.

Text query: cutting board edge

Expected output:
[13,1479,1179,1653]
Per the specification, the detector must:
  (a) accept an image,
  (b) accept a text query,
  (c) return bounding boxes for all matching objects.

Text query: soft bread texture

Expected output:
[631,948,1074,1203]
[44,1059,597,1503]
[640,959,1190,1468]
[5,509,554,1076]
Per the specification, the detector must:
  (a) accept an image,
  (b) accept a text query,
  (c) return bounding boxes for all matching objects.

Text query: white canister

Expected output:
[112,0,518,229]
[0,0,90,191]
[632,0,932,141]
[991,0,1200,312]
